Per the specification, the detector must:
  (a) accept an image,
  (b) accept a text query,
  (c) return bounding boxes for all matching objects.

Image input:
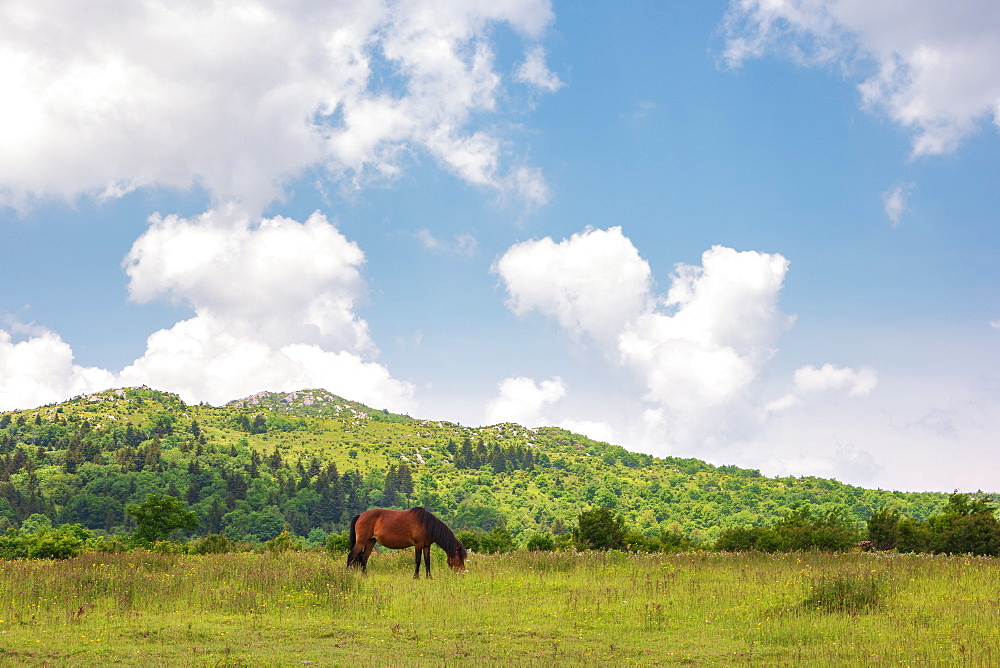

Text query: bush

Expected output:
[325,530,350,554]
[91,535,130,554]
[867,493,1000,556]
[526,533,555,551]
[265,530,301,554]
[305,527,328,547]
[456,529,480,553]
[190,533,233,555]
[0,524,91,560]
[866,506,902,550]
[714,526,772,552]
[150,540,188,555]
[802,572,888,614]
[456,526,516,553]
[715,505,858,552]
[932,511,1000,556]
[573,507,627,551]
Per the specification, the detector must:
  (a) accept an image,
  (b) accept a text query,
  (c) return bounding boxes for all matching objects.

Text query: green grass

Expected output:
[0,550,997,665]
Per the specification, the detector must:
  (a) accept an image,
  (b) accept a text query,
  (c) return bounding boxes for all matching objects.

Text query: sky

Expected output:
[1,0,998,493]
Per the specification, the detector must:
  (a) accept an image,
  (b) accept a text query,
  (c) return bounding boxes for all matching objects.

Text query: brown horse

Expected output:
[346,507,467,578]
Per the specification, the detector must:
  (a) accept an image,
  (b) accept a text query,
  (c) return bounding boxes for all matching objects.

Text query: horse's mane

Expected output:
[410,507,467,559]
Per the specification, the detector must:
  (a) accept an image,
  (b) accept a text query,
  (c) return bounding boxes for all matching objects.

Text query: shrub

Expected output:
[265,530,301,554]
[150,540,188,555]
[931,511,1000,556]
[573,507,627,551]
[866,506,902,550]
[526,533,555,551]
[325,530,350,554]
[456,526,516,553]
[714,506,858,552]
[0,524,91,560]
[456,529,480,553]
[714,526,772,552]
[802,572,888,614]
[190,533,233,555]
[305,527,328,547]
[869,493,1000,556]
[91,535,130,554]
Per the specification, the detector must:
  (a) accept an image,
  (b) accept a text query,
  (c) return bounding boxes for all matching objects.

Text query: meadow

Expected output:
[0,549,997,665]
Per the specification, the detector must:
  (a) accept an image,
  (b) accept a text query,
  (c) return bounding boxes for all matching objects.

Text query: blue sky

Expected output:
[1,0,998,492]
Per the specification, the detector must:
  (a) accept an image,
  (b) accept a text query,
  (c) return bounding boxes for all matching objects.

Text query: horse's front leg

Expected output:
[413,546,422,579]
[423,545,432,579]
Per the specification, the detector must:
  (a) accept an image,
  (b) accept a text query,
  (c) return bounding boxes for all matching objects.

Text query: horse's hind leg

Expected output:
[347,539,369,570]
[360,540,376,574]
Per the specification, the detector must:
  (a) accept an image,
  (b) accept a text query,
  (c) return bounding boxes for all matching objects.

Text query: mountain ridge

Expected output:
[0,386,954,543]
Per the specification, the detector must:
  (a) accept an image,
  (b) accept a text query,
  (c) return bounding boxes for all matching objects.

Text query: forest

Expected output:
[0,387,958,548]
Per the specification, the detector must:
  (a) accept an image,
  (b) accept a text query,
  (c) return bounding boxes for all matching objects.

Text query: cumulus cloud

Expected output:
[485,375,566,426]
[0,327,117,411]
[723,0,1000,155]
[496,229,795,448]
[0,0,558,210]
[618,246,793,441]
[766,363,878,412]
[493,226,653,344]
[1,209,415,412]
[882,182,914,227]
[516,45,564,92]
[124,207,373,352]
[118,207,414,409]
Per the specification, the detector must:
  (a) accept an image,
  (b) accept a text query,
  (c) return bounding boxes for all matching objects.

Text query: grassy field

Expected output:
[0,549,997,665]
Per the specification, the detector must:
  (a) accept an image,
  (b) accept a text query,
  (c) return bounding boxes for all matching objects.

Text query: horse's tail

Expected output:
[346,513,360,567]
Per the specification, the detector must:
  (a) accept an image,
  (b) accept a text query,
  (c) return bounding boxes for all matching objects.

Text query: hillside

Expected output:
[0,387,949,544]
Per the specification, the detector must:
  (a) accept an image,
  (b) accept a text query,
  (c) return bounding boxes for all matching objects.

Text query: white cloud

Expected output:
[0,0,558,210]
[794,363,878,396]
[416,229,478,256]
[0,327,117,411]
[882,182,913,227]
[723,0,1000,156]
[497,230,794,449]
[618,246,792,442]
[0,209,415,412]
[485,375,566,426]
[124,207,373,352]
[118,207,414,410]
[493,226,653,344]
[766,363,878,412]
[516,46,564,92]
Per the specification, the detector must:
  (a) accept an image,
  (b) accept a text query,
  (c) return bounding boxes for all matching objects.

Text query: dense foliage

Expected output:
[714,505,860,552]
[709,493,1000,556]
[0,387,963,547]
[865,493,1000,556]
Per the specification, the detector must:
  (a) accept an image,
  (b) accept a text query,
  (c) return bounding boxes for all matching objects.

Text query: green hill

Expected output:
[0,387,949,544]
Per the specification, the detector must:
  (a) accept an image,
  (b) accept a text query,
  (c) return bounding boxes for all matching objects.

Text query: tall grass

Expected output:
[0,549,997,664]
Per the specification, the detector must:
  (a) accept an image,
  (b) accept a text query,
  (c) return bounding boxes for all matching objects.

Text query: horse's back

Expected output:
[362,508,426,549]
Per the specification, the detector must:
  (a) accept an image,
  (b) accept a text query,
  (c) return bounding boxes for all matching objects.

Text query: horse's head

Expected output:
[448,543,468,573]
